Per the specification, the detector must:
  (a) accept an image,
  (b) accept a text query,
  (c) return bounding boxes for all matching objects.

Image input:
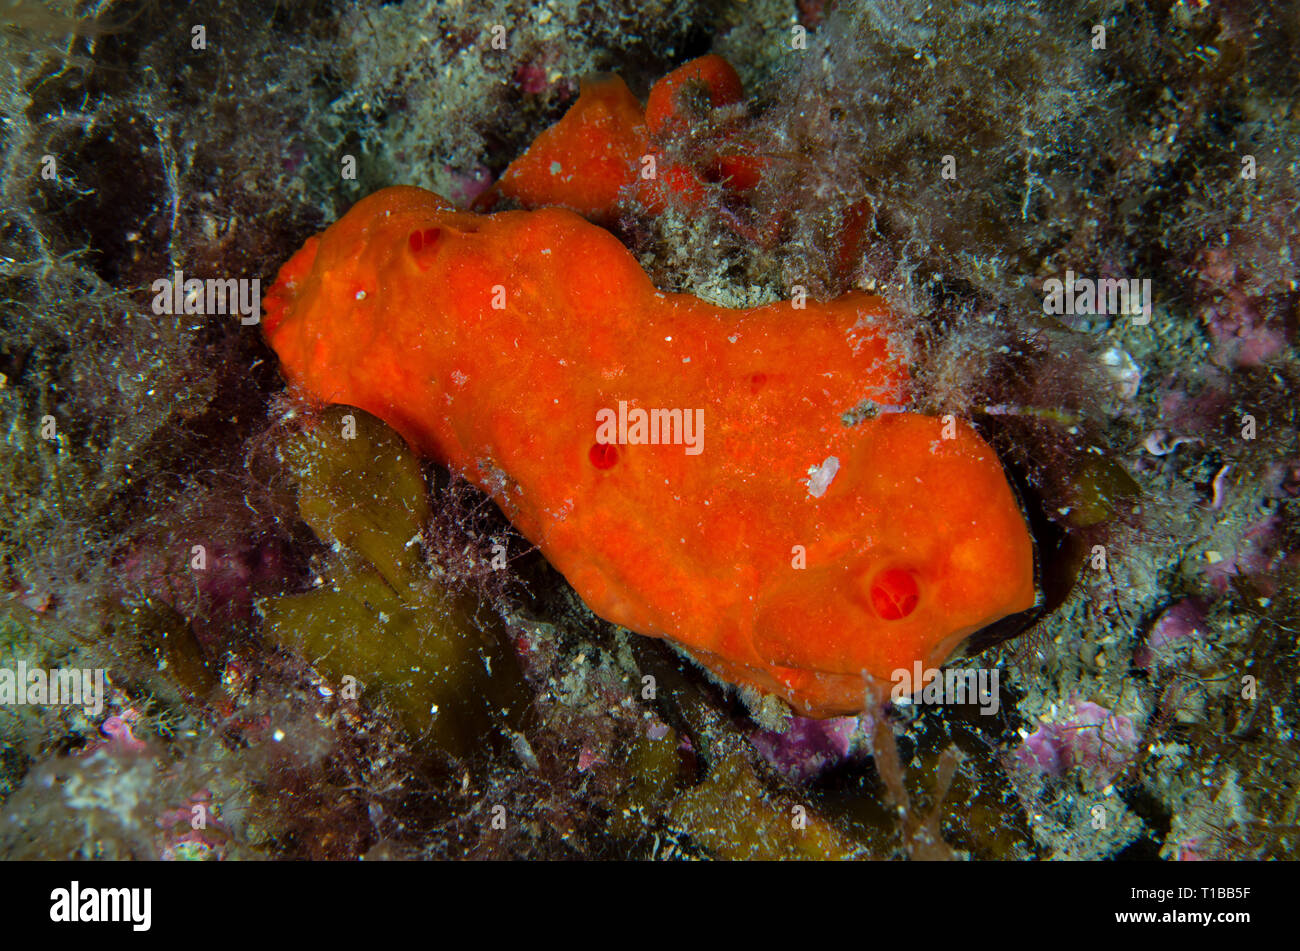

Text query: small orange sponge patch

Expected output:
[487,55,763,222]
[492,74,649,223]
[263,186,1036,716]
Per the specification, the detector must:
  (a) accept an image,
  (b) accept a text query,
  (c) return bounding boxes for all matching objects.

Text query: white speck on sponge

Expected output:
[806,456,840,498]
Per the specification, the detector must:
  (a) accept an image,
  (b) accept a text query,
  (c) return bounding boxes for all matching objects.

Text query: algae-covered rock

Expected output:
[104,598,218,703]
[1062,455,1140,528]
[667,748,861,860]
[605,724,685,840]
[260,407,527,759]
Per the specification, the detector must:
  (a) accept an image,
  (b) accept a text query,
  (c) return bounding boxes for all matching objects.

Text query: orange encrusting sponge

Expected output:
[492,74,650,224]
[263,186,1036,716]
[488,55,764,221]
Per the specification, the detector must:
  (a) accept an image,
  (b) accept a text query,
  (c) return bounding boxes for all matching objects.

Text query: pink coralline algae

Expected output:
[750,715,860,782]
[1195,246,1292,369]
[576,743,605,774]
[442,164,493,207]
[157,790,228,861]
[1172,835,1207,862]
[1203,514,1286,596]
[1151,372,1229,440]
[1134,599,1207,670]
[95,708,149,756]
[119,537,294,651]
[514,62,552,96]
[1014,700,1140,786]
[1202,290,1287,368]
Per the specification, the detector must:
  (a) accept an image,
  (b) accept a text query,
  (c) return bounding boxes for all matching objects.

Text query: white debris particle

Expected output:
[1099,345,1141,399]
[805,456,840,498]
